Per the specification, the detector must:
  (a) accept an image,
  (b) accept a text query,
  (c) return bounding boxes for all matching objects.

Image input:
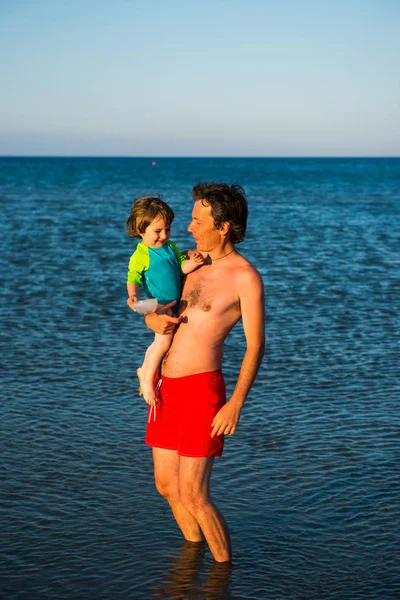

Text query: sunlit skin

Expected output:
[187,200,224,254]
[140,216,171,248]
[130,199,265,562]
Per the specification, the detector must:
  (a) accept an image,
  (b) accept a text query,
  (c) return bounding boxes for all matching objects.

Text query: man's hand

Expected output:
[155,300,177,315]
[211,402,241,437]
[145,301,183,334]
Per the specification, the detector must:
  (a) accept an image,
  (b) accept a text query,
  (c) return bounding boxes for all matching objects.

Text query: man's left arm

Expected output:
[211,267,265,437]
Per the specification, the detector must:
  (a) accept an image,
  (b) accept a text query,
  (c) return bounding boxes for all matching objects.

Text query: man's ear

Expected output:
[219,222,231,237]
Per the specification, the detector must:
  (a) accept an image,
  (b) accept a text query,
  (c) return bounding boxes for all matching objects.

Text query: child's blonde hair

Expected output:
[126,195,175,238]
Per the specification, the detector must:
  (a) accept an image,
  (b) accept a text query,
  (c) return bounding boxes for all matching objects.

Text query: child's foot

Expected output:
[136,368,143,396]
[142,381,157,407]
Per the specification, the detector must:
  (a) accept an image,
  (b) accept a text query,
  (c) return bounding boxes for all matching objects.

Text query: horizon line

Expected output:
[1,155,399,159]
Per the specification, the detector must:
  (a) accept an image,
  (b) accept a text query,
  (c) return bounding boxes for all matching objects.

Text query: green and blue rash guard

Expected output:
[127,241,187,305]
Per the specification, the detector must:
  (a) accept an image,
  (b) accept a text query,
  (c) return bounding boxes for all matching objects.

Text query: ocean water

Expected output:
[1,157,399,599]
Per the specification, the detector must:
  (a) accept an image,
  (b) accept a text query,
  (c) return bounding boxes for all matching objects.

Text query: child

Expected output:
[126,195,204,407]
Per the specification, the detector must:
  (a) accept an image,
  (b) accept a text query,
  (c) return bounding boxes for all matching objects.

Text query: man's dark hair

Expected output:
[192,182,248,244]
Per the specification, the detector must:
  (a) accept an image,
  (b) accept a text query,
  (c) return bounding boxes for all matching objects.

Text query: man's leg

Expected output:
[179,456,231,563]
[152,447,204,542]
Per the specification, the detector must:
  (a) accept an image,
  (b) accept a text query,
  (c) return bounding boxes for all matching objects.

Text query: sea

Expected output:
[1,157,399,600]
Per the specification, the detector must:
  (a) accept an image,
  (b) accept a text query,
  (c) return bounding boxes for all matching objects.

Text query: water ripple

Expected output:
[1,157,400,599]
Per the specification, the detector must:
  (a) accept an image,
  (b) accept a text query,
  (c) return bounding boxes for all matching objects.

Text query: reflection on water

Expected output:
[149,541,232,599]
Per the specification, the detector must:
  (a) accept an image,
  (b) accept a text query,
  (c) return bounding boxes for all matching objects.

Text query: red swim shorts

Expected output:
[145,370,226,458]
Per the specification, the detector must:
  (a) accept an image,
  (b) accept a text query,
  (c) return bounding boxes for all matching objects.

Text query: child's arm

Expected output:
[181,251,205,275]
[127,282,140,310]
[127,244,148,311]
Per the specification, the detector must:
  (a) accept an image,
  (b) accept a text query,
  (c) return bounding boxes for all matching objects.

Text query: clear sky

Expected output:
[1,0,399,156]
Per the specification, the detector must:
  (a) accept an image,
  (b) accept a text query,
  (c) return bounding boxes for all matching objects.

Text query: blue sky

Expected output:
[1,0,399,156]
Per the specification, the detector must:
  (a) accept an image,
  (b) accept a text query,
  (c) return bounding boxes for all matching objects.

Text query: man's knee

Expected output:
[154,472,179,502]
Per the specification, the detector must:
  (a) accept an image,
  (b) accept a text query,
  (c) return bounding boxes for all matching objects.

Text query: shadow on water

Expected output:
[148,541,233,599]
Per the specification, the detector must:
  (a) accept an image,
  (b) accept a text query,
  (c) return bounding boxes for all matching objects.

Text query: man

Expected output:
[128,182,265,562]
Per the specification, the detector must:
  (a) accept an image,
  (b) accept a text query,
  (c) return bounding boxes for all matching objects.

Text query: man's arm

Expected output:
[127,297,182,332]
[211,267,265,437]
[143,301,183,334]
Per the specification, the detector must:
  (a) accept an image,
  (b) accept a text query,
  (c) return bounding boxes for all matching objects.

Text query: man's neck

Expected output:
[207,243,235,262]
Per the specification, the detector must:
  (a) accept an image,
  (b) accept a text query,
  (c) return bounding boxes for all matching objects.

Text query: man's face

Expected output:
[187,200,221,252]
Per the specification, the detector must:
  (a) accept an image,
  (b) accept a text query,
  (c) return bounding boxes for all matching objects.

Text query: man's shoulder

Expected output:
[233,258,263,288]
[232,253,260,274]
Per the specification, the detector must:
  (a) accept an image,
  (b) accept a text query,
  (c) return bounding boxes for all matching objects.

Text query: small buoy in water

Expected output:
[152,161,156,166]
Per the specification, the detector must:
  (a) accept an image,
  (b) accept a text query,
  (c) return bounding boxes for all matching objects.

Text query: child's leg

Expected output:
[136,342,156,396]
[139,332,173,406]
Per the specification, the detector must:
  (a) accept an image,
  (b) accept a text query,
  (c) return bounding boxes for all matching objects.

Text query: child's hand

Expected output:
[127,295,138,311]
[190,252,205,265]
[181,251,206,275]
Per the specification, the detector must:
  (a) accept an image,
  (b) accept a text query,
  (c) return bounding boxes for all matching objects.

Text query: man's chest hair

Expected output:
[181,271,240,314]
[181,281,212,311]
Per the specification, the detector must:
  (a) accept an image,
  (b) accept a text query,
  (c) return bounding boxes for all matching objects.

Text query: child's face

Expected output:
[140,216,171,248]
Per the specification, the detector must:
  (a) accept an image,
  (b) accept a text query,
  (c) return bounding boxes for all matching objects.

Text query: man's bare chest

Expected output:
[178,268,240,315]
